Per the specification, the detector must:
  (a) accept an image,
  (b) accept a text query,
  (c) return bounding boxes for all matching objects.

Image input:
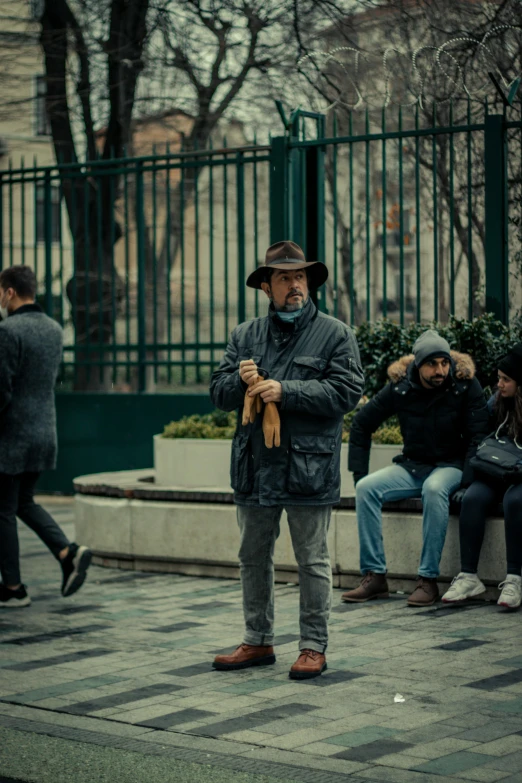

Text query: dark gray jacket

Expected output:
[210,298,364,506]
[0,304,63,474]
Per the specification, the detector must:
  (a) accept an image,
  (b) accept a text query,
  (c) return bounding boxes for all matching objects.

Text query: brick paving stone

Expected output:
[7,499,522,783]
[482,750,522,772]
[454,768,516,781]
[413,752,498,775]
[405,738,480,759]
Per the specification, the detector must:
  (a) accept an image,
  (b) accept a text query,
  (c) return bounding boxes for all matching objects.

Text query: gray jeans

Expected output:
[237,505,332,654]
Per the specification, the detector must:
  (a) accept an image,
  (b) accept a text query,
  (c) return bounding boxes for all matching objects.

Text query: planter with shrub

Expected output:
[155,313,521,489]
[154,409,403,491]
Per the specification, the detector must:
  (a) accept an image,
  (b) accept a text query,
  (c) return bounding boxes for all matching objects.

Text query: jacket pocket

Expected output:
[292,355,327,380]
[230,432,254,494]
[287,435,336,496]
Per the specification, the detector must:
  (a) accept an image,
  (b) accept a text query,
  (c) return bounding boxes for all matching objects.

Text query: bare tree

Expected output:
[39,0,153,389]
[294,0,522,321]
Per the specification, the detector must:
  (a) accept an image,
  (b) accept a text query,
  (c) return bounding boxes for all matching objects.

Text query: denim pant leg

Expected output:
[17,473,69,559]
[286,505,332,654]
[0,474,23,586]
[419,467,463,578]
[237,505,282,647]
[356,466,423,574]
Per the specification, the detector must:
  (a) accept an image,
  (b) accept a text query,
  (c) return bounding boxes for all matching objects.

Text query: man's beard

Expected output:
[424,375,446,388]
[272,292,305,312]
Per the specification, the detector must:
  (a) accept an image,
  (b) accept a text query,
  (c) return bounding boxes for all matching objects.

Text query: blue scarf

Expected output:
[275,308,305,323]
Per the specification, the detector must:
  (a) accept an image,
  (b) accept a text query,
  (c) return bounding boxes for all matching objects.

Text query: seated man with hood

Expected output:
[343,330,489,607]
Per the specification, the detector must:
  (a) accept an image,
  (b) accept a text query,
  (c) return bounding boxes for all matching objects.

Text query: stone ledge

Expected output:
[74,469,508,595]
[73,469,431,512]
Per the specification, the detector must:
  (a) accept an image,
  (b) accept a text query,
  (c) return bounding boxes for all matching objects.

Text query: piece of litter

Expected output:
[396,590,405,595]
[394,693,405,703]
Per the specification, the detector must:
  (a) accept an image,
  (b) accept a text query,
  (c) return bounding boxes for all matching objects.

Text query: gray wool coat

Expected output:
[0,304,63,474]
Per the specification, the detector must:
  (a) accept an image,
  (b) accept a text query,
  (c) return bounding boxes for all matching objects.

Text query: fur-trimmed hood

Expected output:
[387,351,476,383]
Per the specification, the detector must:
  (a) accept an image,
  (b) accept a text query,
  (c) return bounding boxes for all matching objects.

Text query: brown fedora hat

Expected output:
[246,240,329,290]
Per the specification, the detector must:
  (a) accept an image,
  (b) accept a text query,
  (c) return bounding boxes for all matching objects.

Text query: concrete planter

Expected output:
[154,434,402,493]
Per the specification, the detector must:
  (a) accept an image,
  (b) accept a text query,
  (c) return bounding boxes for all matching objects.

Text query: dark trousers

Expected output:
[460,480,522,575]
[0,472,69,586]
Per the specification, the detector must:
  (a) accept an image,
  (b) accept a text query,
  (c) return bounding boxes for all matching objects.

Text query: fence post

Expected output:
[44,170,53,317]
[236,152,246,324]
[135,161,146,392]
[269,136,289,242]
[304,141,326,312]
[484,113,509,323]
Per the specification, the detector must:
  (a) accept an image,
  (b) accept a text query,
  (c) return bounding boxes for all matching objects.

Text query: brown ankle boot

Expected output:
[341,572,389,603]
[407,577,439,606]
[212,643,275,671]
[289,650,326,680]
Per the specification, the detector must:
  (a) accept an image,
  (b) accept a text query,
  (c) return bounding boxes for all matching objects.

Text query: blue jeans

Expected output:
[237,505,332,653]
[356,465,463,579]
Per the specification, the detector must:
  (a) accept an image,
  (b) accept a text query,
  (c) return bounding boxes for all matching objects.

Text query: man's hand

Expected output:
[239,359,259,386]
[249,379,282,403]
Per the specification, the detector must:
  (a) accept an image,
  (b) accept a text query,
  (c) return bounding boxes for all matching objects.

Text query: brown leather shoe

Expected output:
[407,577,439,607]
[289,649,327,680]
[341,572,389,603]
[212,643,275,671]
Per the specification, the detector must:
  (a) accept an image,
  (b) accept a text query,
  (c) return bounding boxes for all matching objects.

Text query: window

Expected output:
[35,75,51,136]
[35,185,62,244]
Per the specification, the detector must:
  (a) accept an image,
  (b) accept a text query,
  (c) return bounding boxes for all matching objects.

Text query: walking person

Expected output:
[210,241,364,679]
[443,343,522,610]
[0,266,92,608]
[343,330,489,607]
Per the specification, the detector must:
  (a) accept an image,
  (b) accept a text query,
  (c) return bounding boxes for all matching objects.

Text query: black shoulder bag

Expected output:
[470,415,522,484]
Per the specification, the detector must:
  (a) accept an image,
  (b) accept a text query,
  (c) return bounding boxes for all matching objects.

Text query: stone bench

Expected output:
[74,469,506,599]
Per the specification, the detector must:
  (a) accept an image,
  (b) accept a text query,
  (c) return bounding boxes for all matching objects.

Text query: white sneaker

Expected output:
[498,575,522,610]
[442,572,486,603]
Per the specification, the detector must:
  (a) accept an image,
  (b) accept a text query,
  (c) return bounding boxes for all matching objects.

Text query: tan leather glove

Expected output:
[263,401,281,448]
[242,373,264,426]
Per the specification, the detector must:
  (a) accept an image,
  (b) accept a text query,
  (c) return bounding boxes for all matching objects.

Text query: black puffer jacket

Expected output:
[348,351,490,486]
[210,298,364,506]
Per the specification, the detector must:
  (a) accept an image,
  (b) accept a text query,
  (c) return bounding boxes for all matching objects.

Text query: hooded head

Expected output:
[413,330,451,368]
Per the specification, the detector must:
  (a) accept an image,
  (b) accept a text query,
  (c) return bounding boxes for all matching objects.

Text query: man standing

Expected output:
[210,241,363,679]
[0,266,92,608]
[343,330,489,607]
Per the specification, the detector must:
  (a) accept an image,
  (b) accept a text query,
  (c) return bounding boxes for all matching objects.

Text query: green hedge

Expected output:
[161,313,520,443]
[358,313,520,397]
[162,408,403,444]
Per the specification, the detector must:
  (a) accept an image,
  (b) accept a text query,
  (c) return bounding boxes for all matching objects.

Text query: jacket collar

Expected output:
[8,302,43,318]
[388,351,476,383]
[392,355,472,397]
[268,296,316,337]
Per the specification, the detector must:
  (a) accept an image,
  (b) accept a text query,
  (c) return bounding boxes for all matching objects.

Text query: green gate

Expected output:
[0,101,520,491]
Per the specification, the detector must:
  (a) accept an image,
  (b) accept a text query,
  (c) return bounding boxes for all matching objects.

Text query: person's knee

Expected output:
[503,488,522,517]
[422,480,452,505]
[356,474,379,502]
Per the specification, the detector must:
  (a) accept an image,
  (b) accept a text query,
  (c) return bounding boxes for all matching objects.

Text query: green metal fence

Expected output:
[0,102,521,392]
[275,102,522,328]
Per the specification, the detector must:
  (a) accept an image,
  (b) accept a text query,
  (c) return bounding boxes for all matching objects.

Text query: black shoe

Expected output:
[61,544,92,597]
[0,583,31,608]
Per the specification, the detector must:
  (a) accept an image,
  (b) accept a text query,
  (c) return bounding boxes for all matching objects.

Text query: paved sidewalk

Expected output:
[2,500,522,783]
